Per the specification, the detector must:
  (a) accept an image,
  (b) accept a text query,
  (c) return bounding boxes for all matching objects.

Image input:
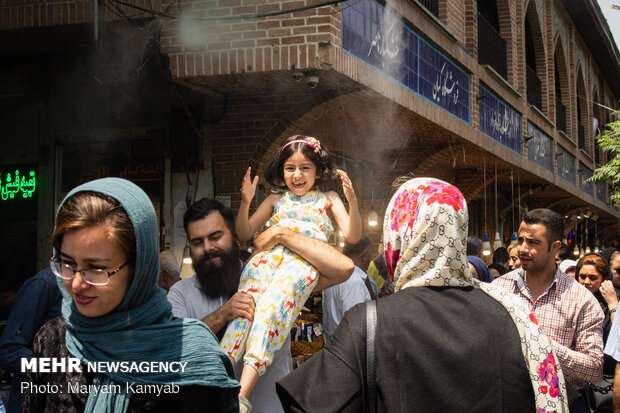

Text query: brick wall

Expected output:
[463,0,477,57]
[442,0,464,41]
[160,0,342,78]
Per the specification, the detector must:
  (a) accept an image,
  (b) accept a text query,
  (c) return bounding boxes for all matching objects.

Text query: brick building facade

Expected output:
[1,0,619,270]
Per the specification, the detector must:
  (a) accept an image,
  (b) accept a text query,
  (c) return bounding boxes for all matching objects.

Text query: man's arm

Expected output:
[167,282,255,336]
[200,292,255,335]
[0,275,56,372]
[552,297,604,385]
[253,226,354,292]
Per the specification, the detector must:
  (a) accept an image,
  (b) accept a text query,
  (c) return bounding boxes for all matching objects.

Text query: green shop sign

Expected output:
[1,168,36,201]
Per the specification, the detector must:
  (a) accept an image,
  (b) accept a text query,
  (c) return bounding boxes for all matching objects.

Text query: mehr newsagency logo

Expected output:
[20,357,183,395]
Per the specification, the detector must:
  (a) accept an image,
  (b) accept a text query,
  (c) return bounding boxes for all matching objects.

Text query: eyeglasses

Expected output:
[49,257,129,286]
[614,267,620,276]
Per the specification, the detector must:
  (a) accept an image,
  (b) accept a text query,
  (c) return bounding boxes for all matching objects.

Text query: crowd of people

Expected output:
[0,135,618,412]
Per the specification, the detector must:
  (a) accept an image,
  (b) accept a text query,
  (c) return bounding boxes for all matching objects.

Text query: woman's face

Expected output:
[59,225,132,317]
[509,248,521,270]
[577,264,603,294]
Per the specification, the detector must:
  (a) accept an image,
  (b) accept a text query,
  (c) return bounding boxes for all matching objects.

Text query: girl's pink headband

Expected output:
[281,137,322,154]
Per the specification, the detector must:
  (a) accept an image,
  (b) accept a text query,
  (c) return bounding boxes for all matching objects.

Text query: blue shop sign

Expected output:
[342,0,470,123]
[557,145,575,185]
[526,122,552,171]
[479,85,522,153]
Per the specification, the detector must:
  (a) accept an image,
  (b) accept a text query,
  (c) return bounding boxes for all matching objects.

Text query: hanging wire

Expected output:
[483,157,487,235]
[108,0,348,21]
[510,168,515,231]
[494,162,498,236]
[517,172,521,221]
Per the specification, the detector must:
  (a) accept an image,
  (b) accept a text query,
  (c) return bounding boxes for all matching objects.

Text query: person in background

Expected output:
[0,267,19,327]
[557,243,572,265]
[370,253,394,297]
[467,256,494,282]
[601,248,620,291]
[366,253,384,293]
[467,236,483,257]
[493,209,603,412]
[158,252,181,293]
[603,310,620,412]
[168,197,353,413]
[575,254,617,376]
[560,260,577,278]
[277,178,569,412]
[322,235,375,341]
[492,247,509,273]
[507,243,521,270]
[0,266,61,413]
[24,178,239,412]
[488,263,508,279]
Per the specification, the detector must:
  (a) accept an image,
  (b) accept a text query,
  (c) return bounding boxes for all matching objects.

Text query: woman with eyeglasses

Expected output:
[23,178,239,412]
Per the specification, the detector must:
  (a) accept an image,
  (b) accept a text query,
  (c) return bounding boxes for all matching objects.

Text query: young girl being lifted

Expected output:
[220,135,361,409]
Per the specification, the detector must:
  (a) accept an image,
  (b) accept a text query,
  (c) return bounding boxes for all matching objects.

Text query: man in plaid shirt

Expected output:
[493,209,603,412]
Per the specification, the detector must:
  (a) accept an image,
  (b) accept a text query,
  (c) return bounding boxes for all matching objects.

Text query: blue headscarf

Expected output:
[56,178,239,412]
[467,256,494,283]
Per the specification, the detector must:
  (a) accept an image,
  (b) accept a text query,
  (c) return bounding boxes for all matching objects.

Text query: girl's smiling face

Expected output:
[283,151,319,196]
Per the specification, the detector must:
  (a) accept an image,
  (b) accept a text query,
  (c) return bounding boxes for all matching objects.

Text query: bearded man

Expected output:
[168,198,353,413]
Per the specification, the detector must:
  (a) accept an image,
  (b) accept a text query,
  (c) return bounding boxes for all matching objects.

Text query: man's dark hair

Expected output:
[183,198,235,234]
[467,236,483,256]
[522,208,564,246]
[557,243,571,261]
[342,234,372,258]
[492,247,509,265]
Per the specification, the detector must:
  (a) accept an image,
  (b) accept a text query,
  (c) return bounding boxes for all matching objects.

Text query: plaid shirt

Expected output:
[493,267,604,389]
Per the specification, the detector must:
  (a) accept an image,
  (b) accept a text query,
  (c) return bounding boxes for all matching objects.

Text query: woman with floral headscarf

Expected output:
[277,178,569,412]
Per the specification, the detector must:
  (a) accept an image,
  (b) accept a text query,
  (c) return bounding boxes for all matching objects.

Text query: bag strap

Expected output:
[365,299,377,413]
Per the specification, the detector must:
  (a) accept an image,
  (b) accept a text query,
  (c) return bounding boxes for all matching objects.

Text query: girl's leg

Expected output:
[239,365,260,399]
[242,251,318,386]
[220,249,279,363]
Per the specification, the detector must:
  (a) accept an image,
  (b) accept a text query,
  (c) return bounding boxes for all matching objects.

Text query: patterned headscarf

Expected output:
[384,178,568,413]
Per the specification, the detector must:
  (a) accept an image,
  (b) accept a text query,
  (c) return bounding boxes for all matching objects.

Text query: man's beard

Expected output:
[193,243,242,299]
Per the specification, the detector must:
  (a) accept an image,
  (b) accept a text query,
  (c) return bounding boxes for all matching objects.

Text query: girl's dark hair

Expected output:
[52,192,136,262]
[264,135,339,188]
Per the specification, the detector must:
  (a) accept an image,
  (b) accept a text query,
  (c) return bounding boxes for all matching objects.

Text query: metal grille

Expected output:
[477,13,507,79]
[556,97,566,134]
[417,0,438,17]
[526,65,541,109]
